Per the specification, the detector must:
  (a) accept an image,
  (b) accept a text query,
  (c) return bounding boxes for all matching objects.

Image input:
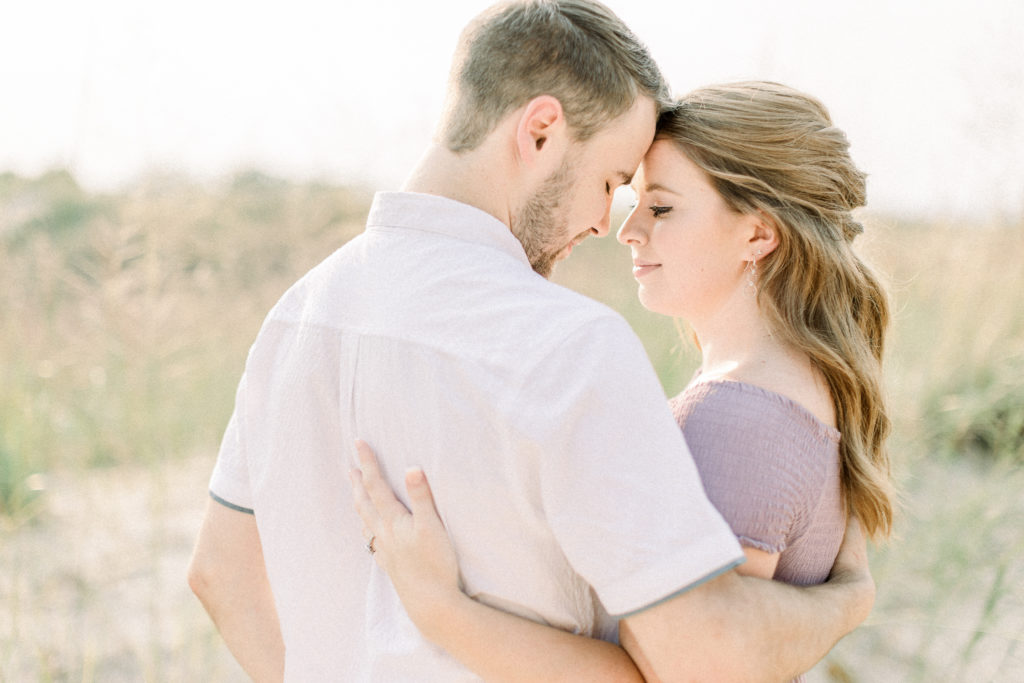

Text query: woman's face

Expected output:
[617,139,754,321]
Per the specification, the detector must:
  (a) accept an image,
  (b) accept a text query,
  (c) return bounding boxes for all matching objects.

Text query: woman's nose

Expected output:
[617,209,646,245]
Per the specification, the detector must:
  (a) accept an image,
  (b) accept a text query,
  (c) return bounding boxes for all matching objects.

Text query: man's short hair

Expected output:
[440,0,670,151]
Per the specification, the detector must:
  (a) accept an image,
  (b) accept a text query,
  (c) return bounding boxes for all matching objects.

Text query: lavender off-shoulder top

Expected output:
[669,378,846,587]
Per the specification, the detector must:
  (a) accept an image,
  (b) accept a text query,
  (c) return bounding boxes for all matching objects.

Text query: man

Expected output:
[188,1,875,680]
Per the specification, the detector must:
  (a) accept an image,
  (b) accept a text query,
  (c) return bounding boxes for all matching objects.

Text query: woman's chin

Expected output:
[637,290,685,319]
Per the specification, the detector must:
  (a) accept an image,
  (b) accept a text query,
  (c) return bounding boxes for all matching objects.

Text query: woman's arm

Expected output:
[736,547,780,579]
[350,441,645,682]
[410,586,645,682]
[620,517,873,682]
[351,440,873,682]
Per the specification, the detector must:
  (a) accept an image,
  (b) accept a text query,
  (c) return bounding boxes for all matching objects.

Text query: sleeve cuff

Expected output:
[601,532,746,618]
[209,490,254,515]
[612,557,744,619]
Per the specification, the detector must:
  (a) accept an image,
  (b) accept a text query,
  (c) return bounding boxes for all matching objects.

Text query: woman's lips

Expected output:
[632,260,660,277]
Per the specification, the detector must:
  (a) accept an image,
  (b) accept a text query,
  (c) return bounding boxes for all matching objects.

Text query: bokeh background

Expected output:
[2,0,1022,680]
[4,0,1023,220]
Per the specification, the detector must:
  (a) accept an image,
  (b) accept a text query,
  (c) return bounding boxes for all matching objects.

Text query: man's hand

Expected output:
[827,515,876,626]
[620,516,877,682]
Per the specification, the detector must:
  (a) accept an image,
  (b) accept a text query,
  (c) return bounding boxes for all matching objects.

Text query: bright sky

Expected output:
[2,0,1022,219]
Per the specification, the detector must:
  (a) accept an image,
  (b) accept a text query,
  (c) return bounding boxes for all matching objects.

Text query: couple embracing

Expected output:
[188,1,895,680]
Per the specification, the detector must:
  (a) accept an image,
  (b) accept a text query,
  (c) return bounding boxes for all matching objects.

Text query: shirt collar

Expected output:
[366,191,530,267]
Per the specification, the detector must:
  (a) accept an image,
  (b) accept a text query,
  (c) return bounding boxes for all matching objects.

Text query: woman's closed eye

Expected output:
[650,205,672,218]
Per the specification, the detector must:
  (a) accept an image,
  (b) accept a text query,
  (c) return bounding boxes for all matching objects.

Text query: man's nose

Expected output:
[591,200,613,238]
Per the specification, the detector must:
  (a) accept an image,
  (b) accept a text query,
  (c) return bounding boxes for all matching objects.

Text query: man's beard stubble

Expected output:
[510,160,575,279]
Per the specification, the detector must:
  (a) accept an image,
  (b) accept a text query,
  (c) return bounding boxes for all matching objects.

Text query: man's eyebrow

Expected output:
[616,171,633,185]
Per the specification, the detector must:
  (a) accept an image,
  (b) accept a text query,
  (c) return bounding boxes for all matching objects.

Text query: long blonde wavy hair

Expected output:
[660,81,895,538]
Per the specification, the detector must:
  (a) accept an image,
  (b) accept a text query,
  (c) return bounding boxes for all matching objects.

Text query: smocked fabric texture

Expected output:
[671,378,844,587]
[671,379,844,683]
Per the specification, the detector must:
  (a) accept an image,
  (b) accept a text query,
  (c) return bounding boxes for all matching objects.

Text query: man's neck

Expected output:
[402,143,515,229]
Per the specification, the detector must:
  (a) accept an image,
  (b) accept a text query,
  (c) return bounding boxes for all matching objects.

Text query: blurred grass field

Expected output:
[1,170,1022,681]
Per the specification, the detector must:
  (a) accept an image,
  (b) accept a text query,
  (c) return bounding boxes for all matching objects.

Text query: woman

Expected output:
[351,81,896,681]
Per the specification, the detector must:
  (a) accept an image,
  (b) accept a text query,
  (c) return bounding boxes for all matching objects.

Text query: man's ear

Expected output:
[746,210,780,259]
[515,95,568,169]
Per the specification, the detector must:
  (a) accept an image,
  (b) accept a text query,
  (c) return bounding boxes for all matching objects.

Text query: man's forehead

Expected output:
[628,163,646,191]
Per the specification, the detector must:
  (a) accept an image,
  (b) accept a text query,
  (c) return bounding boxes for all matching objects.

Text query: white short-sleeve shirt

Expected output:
[210,191,743,681]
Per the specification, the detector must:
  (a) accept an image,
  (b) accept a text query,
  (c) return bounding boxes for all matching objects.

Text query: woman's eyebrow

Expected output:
[643,181,679,194]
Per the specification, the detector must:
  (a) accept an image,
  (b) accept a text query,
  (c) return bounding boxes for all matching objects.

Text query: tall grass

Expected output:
[0,171,369,515]
[1,171,1022,680]
[881,219,1024,461]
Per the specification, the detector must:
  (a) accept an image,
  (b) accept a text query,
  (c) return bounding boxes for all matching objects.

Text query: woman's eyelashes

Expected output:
[627,201,672,218]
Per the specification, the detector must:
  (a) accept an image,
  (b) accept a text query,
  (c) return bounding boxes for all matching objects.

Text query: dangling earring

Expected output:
[746,249,763,295]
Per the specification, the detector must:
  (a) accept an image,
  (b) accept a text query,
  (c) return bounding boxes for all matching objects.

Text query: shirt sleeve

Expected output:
[209,373,255,513]
[675,384,824,554]
[521,315,744,618]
